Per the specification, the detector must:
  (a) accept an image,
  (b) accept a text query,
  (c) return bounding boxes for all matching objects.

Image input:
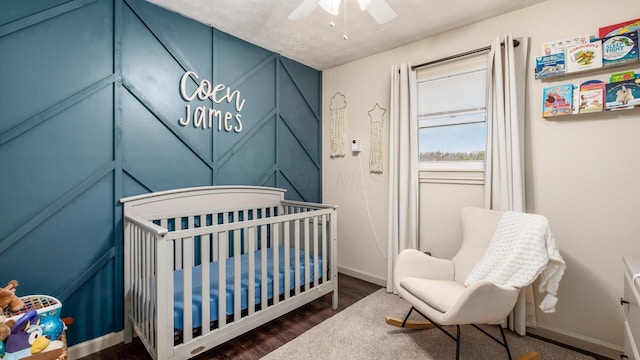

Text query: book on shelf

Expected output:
[599,18,640,38]
[577,80,605,113]
[601,30,639,67]
[540,36,589,55]
[542,84,573,118]
[565,41,603,73]
[605,78,640,111]
[535,53,566,79]
[610,71,635,83]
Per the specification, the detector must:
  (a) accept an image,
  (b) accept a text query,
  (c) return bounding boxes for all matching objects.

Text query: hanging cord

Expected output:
[357,154,387,259]
[342,0,348,40]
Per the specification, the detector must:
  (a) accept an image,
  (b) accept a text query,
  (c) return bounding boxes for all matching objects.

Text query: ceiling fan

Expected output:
[288,0,397,25]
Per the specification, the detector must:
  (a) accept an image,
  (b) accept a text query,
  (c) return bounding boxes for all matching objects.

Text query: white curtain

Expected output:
[386,64,419,293]
[485,34,531,335]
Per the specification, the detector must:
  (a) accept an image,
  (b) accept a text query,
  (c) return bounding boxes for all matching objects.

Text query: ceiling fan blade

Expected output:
[288,0,321,20]
[318,0,341,16]
[356,0,373,11]
[366,0,397,24]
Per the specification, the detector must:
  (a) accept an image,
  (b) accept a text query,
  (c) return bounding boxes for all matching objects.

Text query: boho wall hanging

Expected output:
[368,103,386,173]
[329,92,347,157]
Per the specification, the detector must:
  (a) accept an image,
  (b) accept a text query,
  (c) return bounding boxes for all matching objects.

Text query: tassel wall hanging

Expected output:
[329,92,347,157]
[368,103,386,173]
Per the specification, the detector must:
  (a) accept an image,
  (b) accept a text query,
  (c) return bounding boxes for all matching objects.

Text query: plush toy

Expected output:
[0,316,9,342]
[3,309,64,360]
[0,281,24,313]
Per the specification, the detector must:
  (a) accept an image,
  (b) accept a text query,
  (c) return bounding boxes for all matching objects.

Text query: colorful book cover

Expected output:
[605,79,640,110]
[577,80,605,113]
[540,36,589,55]
[610,71,635,83]
[599,18,640,38]
[601,30,639,67]
[565,41,603,73]
[535,53,565,79]
[572,85,580,115]
[542,84,573,118]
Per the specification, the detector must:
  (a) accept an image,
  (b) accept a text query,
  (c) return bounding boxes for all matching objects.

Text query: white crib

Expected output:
[121,186,338,360]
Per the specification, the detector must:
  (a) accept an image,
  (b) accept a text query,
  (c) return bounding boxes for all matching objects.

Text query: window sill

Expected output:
[419,163,484,185]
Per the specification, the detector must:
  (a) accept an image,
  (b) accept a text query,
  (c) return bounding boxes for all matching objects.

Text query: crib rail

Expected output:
[123,196,337,360]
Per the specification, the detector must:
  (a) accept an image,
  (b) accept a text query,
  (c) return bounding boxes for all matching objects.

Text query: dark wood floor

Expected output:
[78,273,382,360]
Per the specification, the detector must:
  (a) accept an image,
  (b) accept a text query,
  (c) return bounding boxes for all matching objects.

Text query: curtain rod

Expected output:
[411,39,520,71]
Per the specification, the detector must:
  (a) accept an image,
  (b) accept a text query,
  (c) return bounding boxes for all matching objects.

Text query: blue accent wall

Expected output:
[0,0,322,345]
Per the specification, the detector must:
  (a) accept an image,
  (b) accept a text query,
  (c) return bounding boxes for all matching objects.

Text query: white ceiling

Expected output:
[145,0,546,70]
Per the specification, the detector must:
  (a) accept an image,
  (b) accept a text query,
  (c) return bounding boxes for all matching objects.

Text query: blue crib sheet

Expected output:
[173,247,323,330]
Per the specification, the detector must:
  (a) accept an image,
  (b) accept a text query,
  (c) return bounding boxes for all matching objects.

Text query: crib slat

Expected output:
[242,210,248,253]
[174,217,183,270]
[218,231,228,328]
[182,218,194,343]
[233,229,241,322]
[144,230,152,343]
[283,222,290,301]
[260,224,268,310]
[201,232,211,335]
[294,219,300,296]
[156,235,174,359]
[304,217,310,291]
[272,223,279,305]
[313,215,319,287]
[248,227,256,316]
[322,214,328,284]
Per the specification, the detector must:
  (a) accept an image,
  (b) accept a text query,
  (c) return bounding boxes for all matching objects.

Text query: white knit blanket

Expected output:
[464,211,566,313]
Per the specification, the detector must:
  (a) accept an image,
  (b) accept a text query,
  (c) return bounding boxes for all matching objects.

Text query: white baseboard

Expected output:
[338,265,386,287]
[67,331,123,360]
[527,322,622,359]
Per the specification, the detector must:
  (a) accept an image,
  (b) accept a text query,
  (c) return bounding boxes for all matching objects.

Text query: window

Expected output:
[417,55,488,171]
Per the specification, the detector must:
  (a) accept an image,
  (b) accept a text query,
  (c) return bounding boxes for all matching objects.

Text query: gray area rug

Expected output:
[261,289,594,360]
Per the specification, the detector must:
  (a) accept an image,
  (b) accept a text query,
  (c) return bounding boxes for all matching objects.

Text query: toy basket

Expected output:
[5,294,61,321]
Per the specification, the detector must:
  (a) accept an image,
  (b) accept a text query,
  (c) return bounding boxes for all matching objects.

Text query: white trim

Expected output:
[527,322,622,359]
[338,266,386,287]
[419,160,485,172]
[67,331,124,359]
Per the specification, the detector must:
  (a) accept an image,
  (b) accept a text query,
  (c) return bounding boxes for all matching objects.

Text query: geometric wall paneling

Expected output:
[121,90,213,191]
[279,57,322,117]
[216,30,276,86]
[125,0,214,79]
[1,0,321,346]
[0,0,73,26]
[276,171,305,202]
[216,116,277,186]
[0,0,113,133]
[279,65,321,163]
[216,58,277,156]
[0,86,114,242]
[277,117,321,202]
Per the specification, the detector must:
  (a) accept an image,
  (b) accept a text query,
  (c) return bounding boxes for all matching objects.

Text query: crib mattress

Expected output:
[173,247,322,330]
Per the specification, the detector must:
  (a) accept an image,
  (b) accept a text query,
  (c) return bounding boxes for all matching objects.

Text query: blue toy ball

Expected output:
[39,315,64,341]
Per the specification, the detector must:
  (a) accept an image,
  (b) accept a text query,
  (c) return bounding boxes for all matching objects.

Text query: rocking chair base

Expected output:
[385,316,436,330]
[385,308,540,360]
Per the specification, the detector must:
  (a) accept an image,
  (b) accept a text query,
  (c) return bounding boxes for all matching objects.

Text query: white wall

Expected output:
[322,0,640,357]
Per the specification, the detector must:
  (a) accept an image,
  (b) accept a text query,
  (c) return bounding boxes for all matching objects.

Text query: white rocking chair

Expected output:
[387,207,542,360]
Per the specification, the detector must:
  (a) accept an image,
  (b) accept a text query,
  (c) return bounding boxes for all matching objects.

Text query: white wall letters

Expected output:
[178,71,244,133]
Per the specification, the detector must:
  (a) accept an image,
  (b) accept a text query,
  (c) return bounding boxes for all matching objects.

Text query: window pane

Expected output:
[419,123,486,161]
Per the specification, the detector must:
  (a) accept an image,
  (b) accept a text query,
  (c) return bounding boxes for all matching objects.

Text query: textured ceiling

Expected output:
[144,0,546,70]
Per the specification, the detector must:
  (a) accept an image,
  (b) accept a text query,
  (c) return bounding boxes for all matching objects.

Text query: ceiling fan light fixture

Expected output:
[356,0,373,11]
[318,0,341,16]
